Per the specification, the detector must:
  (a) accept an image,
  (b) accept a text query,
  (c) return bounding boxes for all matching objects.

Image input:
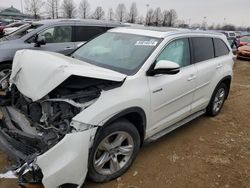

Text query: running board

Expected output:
[145,110,206,143]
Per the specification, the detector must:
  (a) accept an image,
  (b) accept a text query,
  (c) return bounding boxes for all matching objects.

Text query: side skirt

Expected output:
[145,109,206,143]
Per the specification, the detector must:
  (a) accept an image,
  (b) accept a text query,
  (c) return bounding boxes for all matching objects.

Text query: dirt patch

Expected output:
[0,60,250,188]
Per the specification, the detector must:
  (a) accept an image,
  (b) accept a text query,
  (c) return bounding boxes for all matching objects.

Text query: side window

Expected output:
[156,38,190,67]
[74,26,107,42]
[38,26,72,43]
[213,38,229,57]
[191,37,214,63]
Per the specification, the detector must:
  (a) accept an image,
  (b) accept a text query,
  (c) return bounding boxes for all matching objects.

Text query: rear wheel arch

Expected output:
[206,76,231,116]
[210,76,232,102]
[216,76,232,99]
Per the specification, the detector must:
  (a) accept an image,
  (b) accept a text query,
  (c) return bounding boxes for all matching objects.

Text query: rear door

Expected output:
[191,37,229,113]
[73,25,108,48]
[37,25,75,55]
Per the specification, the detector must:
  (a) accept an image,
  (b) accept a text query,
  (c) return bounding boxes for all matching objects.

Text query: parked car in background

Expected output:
[0,27,234,188]
[237,43,250,59]
[0,21,26,36]
[0,19,125,77]
[0,20,13,37]
[220,31,239,50]
[239,36,250,47]
[222,31,236,38]
[2,22,28,36]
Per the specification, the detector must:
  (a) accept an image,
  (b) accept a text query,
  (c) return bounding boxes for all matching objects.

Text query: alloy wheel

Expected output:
[93,131,134,175]
[213,88,225,113]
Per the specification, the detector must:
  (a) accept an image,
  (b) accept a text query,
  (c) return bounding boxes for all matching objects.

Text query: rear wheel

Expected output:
[206,83,227,116]
[88,119,140,182]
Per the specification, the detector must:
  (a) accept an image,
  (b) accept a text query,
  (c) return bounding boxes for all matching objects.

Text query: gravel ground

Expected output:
[0,60,250,188]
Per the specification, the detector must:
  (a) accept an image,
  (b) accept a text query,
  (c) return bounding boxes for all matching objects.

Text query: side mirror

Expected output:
[148,60,180,76]
[34,35,46,47]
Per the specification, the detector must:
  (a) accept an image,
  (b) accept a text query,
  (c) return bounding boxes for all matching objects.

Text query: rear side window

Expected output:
[74,26,107,42]
[213,38,229,57]
[191,37,214,63]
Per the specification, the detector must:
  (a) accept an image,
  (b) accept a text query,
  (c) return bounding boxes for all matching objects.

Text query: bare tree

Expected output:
[215,24,221,30]
[25,0,44,19]
[137,15,144,24]
[208,24,215,30]
[79,0,90,19]
[107,8,114,21]
[146,8,154,26]
[92,6,105,20]
[62,0,76,18]
[128,2,138,23]
[55,0,59,18]
[46,0,59,19]
[168,9,178,27]
[162,10,170,26]
[116,3,126,22]
[153,7,162,26]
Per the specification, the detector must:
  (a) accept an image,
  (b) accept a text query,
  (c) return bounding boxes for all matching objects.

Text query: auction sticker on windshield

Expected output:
[135,39,158,46]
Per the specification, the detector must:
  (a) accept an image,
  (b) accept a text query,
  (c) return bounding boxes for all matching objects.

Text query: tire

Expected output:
[0,63,12,80]
[206,83,228,117]
[88,119,141,182]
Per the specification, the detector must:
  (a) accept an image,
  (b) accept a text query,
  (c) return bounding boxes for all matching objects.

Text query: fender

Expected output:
[100,107,147,143]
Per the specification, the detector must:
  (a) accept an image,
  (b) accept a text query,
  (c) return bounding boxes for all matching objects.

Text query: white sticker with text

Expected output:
[135,40,158,46]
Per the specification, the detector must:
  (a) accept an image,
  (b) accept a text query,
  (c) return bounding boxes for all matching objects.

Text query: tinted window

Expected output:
[229,33,235,37]
[192,37,214,63]
[157,38,190,67]
[213,38,229,57]
[38,26,72,43]
[74,26,107,42]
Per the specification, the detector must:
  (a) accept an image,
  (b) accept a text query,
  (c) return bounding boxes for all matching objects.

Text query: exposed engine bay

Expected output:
[0,75,122,186]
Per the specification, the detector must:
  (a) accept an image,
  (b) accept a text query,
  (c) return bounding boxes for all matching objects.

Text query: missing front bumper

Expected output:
[0,106,97,187]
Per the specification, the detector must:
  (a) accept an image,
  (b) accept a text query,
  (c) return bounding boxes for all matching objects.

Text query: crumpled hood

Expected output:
[10,50,126,101]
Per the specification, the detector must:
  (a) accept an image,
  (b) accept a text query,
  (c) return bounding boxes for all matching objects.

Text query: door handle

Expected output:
[64,46,73,50]
[187,74,197,81]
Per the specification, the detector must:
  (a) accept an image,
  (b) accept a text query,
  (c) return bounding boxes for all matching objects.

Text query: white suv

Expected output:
[0,27,234,187]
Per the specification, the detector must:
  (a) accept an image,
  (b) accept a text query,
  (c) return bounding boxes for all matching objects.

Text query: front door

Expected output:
[35,26,75,55]
[147,38,197,136]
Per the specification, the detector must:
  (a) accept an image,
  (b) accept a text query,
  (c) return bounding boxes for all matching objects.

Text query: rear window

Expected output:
[74,26,107,42]
[213,38,229,57]
[229,33,235,37]
[191,37,214,63]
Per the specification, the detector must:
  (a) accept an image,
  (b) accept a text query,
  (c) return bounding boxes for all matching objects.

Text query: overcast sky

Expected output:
[1,0,249,27]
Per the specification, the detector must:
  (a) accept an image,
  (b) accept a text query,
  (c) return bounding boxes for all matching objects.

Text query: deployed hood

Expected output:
[10,50,126,101]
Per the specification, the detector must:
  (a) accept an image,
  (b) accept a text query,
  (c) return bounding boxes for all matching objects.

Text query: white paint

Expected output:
[10,50,126,101]
[6,29,234,187]
[0,171,17,179]
[36,128,97,188]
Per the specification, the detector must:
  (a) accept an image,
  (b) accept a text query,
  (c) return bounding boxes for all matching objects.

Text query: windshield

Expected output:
[72,32,161,75]
[0,23,42,41]
[240,37,250,43]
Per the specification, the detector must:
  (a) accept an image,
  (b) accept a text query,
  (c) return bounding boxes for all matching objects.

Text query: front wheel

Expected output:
[0,63,11,80]
[88,119,140,182]
[206,83,228,116]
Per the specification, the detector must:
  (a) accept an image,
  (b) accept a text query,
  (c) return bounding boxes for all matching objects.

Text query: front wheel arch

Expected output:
[99,107,146,146]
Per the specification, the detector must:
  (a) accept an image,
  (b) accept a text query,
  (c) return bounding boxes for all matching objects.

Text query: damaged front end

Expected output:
[0,74,123,187]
